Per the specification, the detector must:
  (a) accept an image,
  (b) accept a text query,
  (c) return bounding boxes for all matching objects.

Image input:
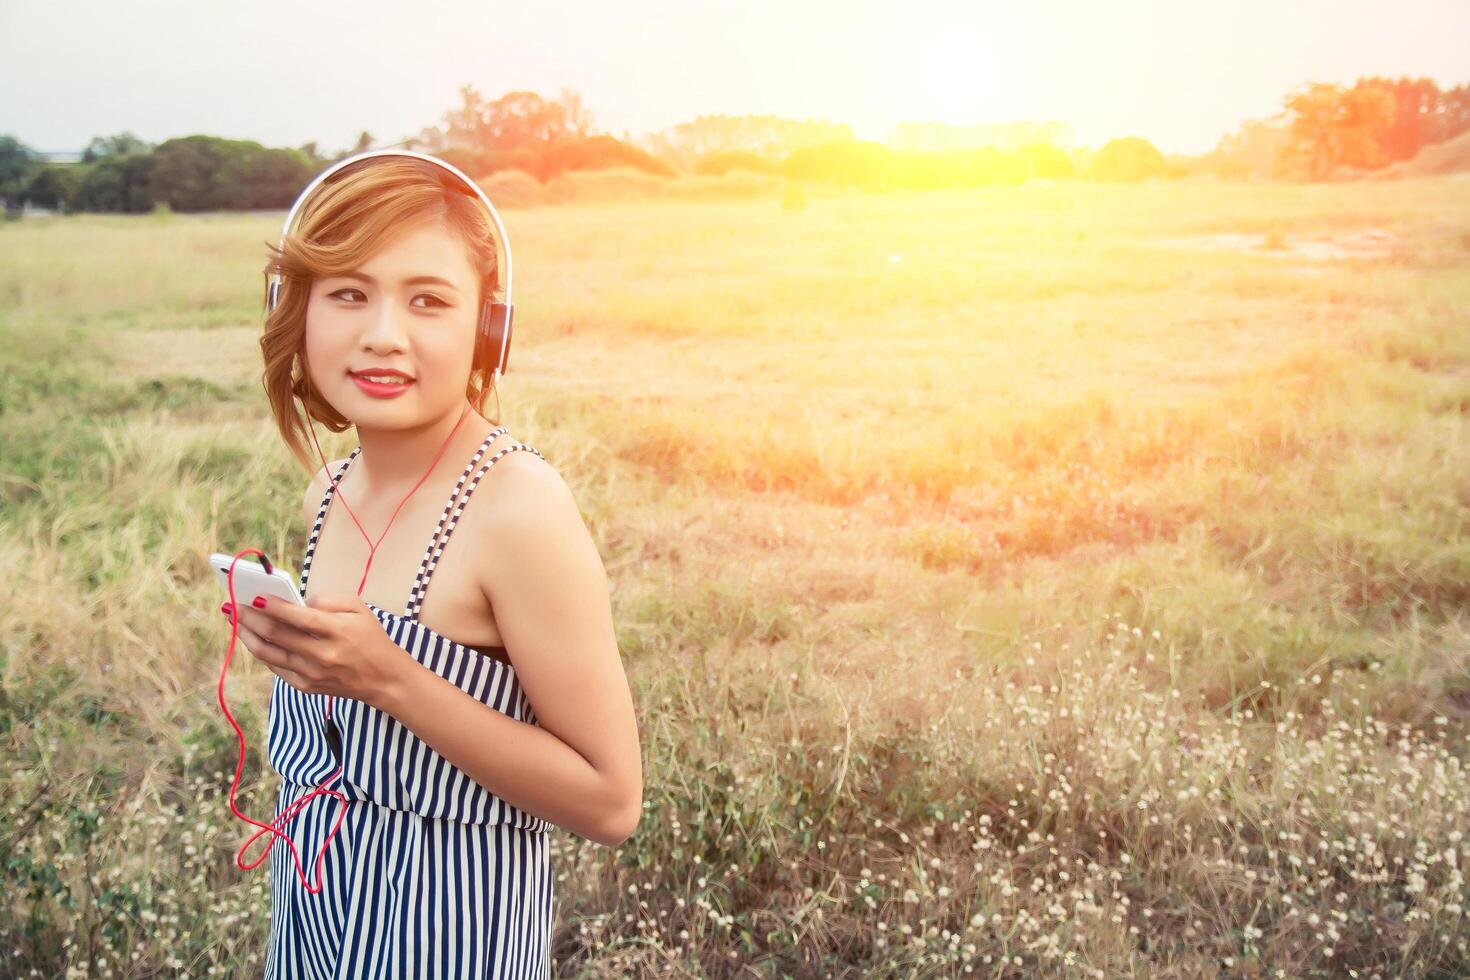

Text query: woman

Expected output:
[226,151,642,978]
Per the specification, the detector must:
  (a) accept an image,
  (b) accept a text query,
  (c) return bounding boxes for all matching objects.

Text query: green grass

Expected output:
[2,174,1469,977]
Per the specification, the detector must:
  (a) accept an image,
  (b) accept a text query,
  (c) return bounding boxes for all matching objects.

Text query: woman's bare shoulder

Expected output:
[487,444,568,509]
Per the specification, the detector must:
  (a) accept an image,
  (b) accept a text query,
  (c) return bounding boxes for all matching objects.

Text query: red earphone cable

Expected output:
[304,402,472,599]
[217,399,473,893]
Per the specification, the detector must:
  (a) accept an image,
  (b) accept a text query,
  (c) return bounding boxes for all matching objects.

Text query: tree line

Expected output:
[3,75,1466,216]
[1204,75,1470,181]
[1281,76,1470,179]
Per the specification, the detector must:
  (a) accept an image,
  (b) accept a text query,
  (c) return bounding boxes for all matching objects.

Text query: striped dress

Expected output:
[263,427,554,980]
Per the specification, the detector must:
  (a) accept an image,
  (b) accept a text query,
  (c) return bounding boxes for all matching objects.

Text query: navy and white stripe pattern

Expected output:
[264,429,554,979]
[407,440,545,620]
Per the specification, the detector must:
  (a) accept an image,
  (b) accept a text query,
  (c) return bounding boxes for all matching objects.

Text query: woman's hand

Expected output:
[223,593,407,709]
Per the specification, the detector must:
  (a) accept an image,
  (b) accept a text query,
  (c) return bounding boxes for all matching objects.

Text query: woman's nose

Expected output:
[362,304,409,351]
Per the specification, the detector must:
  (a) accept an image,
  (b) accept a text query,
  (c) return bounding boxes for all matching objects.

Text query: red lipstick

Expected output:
[349,369,415,399]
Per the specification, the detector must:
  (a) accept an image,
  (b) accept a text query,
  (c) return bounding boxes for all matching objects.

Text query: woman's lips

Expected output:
[350,374,414,398]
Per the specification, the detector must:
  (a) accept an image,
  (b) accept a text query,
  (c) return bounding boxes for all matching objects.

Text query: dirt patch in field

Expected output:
[1153,228,1409,264]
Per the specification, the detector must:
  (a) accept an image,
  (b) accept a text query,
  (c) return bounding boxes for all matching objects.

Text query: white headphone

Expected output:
[264,148,516,384]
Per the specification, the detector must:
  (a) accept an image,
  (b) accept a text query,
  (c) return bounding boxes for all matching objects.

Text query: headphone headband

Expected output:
[267,148,514,314]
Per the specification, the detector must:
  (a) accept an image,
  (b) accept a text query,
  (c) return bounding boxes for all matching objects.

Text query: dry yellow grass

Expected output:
[2,174,1469,977]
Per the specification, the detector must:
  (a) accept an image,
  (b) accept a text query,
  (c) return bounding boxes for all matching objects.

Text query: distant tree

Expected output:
[411,85,611,179]
[441,87,581,153]
[476,91,549,151]
[149,135,236,209]
[0,134,43,210]
[145,136,313,211]
[63,136,317,213]
[1016,141,1075,179]
[410,123,446,154]
[1089,137,1168,181]
[1279,77,1470,178]
[1440,83,1470,143]
[76,153,155,212]
[81,131,153,163]
[484,90,590,149]
[296,141,327,167]
[25,164,86,211]
[411,89,484,155]
[218,145,316,208]
[412,86,596,177]
[555,88,596,138]
[1283,81,1396,179]
[1204,114,1297,179]
[1353,76,1443,165]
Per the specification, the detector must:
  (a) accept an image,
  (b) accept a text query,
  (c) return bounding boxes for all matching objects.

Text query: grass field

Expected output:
[3,174,1469,978]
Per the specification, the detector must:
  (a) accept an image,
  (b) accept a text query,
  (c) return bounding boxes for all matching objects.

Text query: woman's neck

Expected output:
[352,403,495,497]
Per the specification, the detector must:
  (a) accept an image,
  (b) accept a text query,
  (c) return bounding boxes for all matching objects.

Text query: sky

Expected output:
[3,0,1467,158]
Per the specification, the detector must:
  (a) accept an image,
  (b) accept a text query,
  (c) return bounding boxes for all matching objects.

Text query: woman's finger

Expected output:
[238,625,314,691]
[237,605,323,661]
[235,622,296,672]
[261,660,313,692]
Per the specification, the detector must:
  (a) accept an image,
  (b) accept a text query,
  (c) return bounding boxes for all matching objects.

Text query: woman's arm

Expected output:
[375,456,643,847]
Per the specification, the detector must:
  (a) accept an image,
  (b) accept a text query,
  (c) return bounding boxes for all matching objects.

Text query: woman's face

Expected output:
[303,218,481,429]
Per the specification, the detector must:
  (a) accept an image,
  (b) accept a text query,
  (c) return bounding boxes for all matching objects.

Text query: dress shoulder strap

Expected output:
[397,427,508,616]
[298,450,362,598]
[404,436,546,622]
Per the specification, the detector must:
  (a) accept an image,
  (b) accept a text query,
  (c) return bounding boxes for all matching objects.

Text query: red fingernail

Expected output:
[252,596,267,609]
[220,602,234,615]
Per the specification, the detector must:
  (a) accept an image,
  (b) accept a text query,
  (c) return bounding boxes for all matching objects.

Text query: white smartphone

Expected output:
[209,552,305,608]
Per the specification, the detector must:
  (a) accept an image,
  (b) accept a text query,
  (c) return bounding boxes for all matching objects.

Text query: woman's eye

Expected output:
[327,288,446,309]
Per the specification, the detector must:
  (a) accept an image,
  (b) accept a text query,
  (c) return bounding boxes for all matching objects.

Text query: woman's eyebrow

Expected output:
[335,271,460,291]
